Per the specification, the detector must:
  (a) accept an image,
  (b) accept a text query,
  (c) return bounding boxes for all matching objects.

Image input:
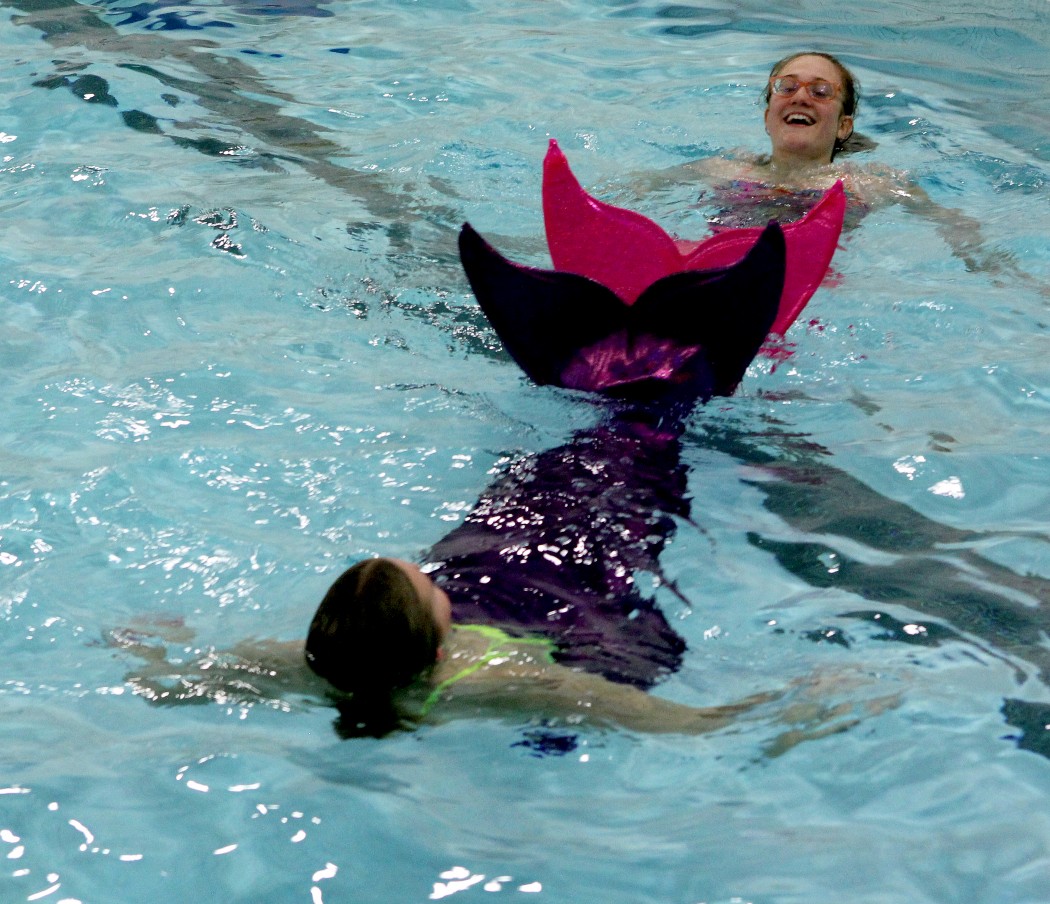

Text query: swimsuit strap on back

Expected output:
[420,624,554,715]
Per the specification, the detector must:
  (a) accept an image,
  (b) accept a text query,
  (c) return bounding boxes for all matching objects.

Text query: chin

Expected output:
[775,140,835,164]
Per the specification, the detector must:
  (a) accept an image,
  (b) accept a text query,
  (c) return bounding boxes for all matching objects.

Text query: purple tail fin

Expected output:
[458,219,785,401]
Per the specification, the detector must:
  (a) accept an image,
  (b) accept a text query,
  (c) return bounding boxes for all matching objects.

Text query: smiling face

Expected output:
[764,54,854,169]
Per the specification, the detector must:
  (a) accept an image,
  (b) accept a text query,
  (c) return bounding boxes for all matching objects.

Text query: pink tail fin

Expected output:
[542,138,846,334]
[681,182,846,335]
[542,139,683,304]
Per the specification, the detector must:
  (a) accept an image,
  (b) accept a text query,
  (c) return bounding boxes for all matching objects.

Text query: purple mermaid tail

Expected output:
[426,412,691,689]
[458,218,785,401]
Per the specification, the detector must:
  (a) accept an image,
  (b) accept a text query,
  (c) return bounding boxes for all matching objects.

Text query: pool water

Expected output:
[2,0,1049,901]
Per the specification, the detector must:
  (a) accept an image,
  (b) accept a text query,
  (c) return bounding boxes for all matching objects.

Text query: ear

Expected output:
[837,114,854,142]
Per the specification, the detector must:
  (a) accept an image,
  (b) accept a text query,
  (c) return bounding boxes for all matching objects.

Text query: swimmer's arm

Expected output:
[442,658,778,735]
[546,667,780,735]
[912,190,1048,294]
[895,182,1003,273]
[106,625,324,706]
[860,169,1040,286]
[450,660,901,751]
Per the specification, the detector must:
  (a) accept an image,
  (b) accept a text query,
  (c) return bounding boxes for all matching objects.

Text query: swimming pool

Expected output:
[2,0,1049,900]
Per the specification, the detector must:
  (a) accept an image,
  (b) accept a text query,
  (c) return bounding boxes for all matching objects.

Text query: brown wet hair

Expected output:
[305,557,443,696]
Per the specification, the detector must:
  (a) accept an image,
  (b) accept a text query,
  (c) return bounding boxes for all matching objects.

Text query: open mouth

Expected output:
[784,112,816,126]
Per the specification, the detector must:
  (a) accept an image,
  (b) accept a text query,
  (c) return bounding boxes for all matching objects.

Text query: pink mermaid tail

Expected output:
[541,138,845,335]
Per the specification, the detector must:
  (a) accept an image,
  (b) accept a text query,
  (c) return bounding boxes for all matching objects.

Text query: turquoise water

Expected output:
[2,0,1049,901]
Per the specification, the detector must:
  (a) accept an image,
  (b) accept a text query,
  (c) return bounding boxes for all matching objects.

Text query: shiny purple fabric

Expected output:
[458,219,785,401]
[425,413,690,689]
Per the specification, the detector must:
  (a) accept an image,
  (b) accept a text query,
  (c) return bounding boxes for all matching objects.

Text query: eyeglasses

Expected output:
[768,75,840,101]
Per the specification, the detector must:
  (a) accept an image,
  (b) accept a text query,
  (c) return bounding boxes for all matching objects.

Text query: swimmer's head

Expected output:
[763,52,862,161]
[305,557,451,696]
[765,51,859,118]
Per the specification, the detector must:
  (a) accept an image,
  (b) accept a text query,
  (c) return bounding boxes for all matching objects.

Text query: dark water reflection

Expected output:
[700,420,1050,757]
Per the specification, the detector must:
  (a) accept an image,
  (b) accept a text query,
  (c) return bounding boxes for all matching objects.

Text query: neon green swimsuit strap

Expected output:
[420,624,555,716]
[457,623,555,652]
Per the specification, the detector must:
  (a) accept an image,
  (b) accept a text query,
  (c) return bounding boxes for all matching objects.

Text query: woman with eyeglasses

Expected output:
[762,52,860,172]
[653,51,869,228]
[687,52,873,231]
[661,50,1023,277]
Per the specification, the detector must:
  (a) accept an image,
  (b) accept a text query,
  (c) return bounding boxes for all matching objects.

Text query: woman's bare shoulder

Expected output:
[677,151,764,183]
[626,151,761,196]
